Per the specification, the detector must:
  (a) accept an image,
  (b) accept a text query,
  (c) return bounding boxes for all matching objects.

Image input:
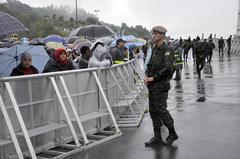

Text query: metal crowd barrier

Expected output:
[0,59,147,159]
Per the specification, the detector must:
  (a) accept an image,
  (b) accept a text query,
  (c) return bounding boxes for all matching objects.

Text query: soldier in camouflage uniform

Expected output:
[144,26,178,146]
[195,40,206,77]
[206,39,215,64]
[173,41,183,80]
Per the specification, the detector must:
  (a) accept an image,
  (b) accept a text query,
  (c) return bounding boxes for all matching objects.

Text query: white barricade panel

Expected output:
[0,60,151,158]
[58,72,103,139]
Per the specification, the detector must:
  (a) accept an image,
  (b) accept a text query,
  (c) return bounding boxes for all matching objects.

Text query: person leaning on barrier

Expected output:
[10,53,39,76]
[144,25,178,146]
[88,42,113,68]
[110,38,126,64]
[43,48,75,73]
[79,46,91,69]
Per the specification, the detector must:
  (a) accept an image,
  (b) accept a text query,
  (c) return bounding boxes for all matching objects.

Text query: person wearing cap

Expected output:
[144,26,178,146]
[110,38,126,64]
[10,53,39,76]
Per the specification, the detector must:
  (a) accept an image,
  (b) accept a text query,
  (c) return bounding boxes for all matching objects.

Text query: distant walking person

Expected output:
[227,35,232,54]
[144,26,178,147]
[195,41,206,78]
[206,39,215,64]
[218,37,225,56]
[173,41,183,80]
[183,40,191,62]
[192,39,197,61]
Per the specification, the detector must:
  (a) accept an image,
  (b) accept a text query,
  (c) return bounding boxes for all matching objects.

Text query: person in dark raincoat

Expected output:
[183,39,191,62]
[79,46,91,69]
[206,39,215,64]
[227,35,232,54]
[195,40,206,77]
[218,37,225,56]
[43,48,75,73]
[110,38,126,64]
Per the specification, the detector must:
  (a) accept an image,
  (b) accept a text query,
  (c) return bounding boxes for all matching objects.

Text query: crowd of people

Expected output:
[9,38,145,76]
[10,33,233,81]
[169,34,232,80]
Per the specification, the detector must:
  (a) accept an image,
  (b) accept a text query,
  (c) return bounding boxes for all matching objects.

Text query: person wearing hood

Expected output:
[10,53,39,76]
[43,48,75,73]
[88,42,112,68]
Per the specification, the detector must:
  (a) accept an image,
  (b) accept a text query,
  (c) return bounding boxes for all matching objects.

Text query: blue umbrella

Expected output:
[110,35,146,47]
[125,42,145,49]
[43,35,65,43]
[0,44,50,77]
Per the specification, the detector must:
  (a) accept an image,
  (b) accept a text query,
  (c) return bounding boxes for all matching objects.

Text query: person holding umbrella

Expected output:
[10,53,39,76]
[43,48,75,73]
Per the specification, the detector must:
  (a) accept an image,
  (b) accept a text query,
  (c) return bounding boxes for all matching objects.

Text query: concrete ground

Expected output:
[68,51,240,159]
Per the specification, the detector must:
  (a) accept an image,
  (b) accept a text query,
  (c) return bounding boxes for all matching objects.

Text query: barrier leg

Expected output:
[5,82,37,159]
[109,69,137,117]
[0,95,24,159]
[93,72,120,133]
[59,76,89,145]
[50,77,81,147]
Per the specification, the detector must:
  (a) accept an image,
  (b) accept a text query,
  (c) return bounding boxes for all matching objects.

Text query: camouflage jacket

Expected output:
[195,42,206,60]
[146,42,175,90]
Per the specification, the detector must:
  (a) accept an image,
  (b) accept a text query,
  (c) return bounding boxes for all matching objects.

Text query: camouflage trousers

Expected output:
[148,90,174,129]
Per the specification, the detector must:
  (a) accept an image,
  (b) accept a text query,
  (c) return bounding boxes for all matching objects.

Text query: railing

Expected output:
[0,59,147,159]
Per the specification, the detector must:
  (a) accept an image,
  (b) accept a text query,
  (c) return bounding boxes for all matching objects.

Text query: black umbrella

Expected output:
[0,11,28,37]
[65,36,79,44]
[70,25,114,38]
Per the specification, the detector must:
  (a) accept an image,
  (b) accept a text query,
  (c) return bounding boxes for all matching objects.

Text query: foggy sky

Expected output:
[0,0,238,38]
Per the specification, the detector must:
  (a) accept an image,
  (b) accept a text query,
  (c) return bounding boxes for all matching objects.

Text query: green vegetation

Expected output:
[0,0,150,39]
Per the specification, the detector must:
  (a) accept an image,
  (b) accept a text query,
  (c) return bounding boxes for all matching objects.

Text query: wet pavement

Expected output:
[68,51,240,159]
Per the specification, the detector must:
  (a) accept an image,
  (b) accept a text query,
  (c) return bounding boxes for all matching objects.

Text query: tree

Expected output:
[69,17,75,29]
[86,17,100,25]
[58,16,64,22]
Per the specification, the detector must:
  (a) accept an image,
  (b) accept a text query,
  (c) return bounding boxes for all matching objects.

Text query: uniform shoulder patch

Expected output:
[165,52,170,56]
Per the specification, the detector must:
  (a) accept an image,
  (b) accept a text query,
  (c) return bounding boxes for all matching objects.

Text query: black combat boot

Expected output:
[145,127,165,147]
[166,127,178,145]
